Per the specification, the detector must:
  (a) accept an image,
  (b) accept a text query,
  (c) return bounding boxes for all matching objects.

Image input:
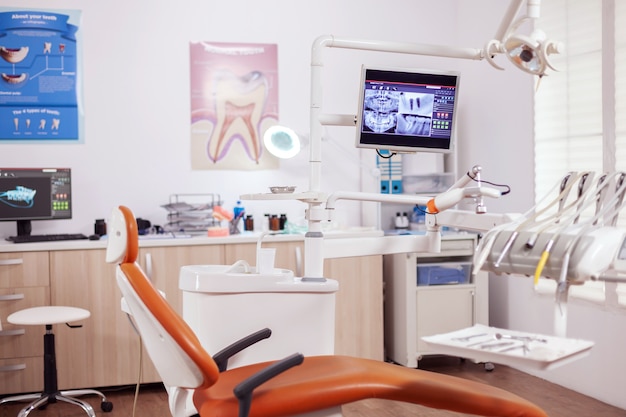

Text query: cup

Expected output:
[256,248,276,275]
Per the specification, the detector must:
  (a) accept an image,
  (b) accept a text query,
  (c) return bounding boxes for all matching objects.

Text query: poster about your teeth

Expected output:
[189,42,279,170]
[0,9,82,143]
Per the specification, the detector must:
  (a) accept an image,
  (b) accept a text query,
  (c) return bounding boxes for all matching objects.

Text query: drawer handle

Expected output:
[0,364,26,372]
[0,259,24,266]
[0,294,25,301]
[0,329,25,336]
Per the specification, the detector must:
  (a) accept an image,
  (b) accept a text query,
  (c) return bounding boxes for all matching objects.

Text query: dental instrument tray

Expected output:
[422,324,594,370]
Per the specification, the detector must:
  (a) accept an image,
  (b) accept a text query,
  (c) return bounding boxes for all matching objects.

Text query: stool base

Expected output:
[0,388,112,417]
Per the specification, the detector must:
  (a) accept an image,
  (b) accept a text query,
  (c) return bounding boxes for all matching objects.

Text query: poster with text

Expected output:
[0,9,82,143]
[190,42,279,170]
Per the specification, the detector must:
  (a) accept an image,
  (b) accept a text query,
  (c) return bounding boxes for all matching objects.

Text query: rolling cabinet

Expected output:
[0,252,50,395]
[383,234,488,368]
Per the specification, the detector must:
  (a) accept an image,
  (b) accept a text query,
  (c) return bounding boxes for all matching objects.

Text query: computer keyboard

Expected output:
[7,233,89,243]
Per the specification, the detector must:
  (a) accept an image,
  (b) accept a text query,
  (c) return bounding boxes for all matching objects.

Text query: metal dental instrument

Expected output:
[452,333,488,342]
[493,172,582,269]
[593,174,608,226]
[610,172,626,226]
[493,172,573,268]
[478,341,516,350]
[495,332,547,343]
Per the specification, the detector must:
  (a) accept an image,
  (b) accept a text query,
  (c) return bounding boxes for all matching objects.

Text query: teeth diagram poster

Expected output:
[0,9,82,142]
[189,42,279,170]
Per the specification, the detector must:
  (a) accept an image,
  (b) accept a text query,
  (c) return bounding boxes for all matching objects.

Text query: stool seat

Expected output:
[8,306,90,326]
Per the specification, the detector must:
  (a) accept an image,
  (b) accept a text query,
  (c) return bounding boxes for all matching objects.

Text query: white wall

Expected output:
[10,0,626,412]
[0,0,528,238]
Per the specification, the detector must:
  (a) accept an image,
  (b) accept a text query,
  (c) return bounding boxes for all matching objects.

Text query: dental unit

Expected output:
[242,0,563,280]
[238,0,592,368]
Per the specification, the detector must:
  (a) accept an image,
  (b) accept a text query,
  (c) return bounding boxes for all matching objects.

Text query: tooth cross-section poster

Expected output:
[0,9,82,142]
[189,42,279,170]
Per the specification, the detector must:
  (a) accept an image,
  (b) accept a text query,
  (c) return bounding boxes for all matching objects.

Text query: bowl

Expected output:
[269,186,296,194]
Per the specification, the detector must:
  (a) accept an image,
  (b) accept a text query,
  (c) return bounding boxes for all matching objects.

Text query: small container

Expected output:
[94,219,107,236]
[244,215,254,231]
[270,215,280,231]
[263,214,270,232]
[279,214,287,230]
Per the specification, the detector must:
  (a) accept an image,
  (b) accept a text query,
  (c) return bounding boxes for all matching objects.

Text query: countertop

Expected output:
[0,229,385,253]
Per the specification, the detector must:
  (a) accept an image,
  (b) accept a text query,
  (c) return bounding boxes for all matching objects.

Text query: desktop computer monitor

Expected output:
[0,168,72,237]
[355,65,460,154]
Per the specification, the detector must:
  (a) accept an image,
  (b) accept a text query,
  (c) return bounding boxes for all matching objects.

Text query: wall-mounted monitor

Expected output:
[355,66,460,154]
[0,168,72,237]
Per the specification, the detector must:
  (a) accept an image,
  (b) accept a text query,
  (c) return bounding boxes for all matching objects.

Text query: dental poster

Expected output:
[189,42,279,170]
[0,9,83,143]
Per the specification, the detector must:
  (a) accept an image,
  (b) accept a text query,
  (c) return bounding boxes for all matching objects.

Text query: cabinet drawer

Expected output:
[0,287,49,358]
[0,252,50,288]
[0,356,43,394]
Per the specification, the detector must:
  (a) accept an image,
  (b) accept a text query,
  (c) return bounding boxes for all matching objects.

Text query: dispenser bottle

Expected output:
[233,201,245,219]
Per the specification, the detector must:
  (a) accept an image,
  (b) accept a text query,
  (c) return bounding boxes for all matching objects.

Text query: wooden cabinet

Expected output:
[325,255,383,360]
[49,249,158,389]
[1,237,383,393]
[48,245,224,390]
[137,245,224,314]
[0,252,50,394]
[383,234,488,368]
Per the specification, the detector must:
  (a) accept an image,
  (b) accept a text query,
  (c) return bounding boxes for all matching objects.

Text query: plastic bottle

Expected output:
[279,214,287,230]
[263,214,270,232]
[233,201,245,219]
[401,212,410,228]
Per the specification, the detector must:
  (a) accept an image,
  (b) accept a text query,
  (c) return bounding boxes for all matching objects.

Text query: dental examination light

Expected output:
[263,125,301,159]
[485,0,563,77]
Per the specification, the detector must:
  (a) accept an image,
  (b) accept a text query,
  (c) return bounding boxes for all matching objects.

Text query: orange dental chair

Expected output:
[105,205,548,417]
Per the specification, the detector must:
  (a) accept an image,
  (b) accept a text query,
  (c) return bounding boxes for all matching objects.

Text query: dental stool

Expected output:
[0,306,113,417]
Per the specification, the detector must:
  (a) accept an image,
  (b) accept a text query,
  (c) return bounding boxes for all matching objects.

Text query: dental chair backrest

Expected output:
[105,205,220,392]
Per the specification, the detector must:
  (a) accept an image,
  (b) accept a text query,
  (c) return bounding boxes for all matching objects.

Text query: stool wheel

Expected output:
[101,401,114,412]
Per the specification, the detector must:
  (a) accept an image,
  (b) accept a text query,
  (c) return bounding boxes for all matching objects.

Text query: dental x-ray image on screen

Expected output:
[355,66,460,154]
[0,168,72,237]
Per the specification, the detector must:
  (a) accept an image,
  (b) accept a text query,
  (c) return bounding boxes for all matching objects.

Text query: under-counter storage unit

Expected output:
[0,252,50,394]
[0,233,383,395]
[383,234,488,368]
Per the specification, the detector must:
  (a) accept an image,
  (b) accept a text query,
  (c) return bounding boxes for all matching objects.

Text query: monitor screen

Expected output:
[0,168,72,236]
[355,66,460,154]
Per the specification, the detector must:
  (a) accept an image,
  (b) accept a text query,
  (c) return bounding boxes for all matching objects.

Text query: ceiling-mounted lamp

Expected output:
[485,0,563,77]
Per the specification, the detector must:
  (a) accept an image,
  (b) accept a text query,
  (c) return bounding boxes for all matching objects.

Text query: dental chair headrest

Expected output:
[105,205,139,265]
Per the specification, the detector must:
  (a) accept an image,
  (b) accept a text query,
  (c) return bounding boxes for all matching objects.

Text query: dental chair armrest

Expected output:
[233,352,305,417]
[213,328,272,372]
